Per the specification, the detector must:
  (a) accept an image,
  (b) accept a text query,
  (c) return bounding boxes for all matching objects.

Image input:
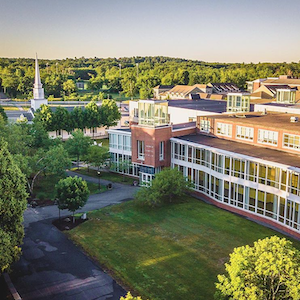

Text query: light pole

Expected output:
[97,170,101,190]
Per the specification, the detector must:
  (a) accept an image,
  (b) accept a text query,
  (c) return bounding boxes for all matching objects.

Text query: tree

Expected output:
[0,140,27,272]
[70,106,85,130]
[120,292,144,300]
[215,236,300,300]
[55,176,89,223]
[65,130,92,168]
[135,168,191,207]
[85,100,101,138]
[28,145,71,195]
[34,104,53,131]
[63,79,77,96]
[100,99,121,128]
[0,105,7,123]
[52,106,71,139]
[86,145,110,171]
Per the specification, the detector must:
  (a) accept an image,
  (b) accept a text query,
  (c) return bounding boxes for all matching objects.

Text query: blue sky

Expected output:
[1,0,300,62]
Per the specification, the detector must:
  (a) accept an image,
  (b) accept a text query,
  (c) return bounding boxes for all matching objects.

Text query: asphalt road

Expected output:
[10,175,138,300]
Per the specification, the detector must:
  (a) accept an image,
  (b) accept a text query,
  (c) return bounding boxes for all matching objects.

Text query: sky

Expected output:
[1,0,300,63]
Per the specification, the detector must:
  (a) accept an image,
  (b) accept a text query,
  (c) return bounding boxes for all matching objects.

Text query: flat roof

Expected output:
[172,122,196,130]
[204,111,300,132]
[174,134,300,168]
[168,99,227,113]
[115,128,131,132]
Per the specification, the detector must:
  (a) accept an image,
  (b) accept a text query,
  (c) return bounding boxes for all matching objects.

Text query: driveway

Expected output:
[10,174,138,300]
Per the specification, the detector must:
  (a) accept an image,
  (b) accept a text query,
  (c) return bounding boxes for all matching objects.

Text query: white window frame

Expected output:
[283,133,300,150]
[258,129,278,146]
[217,122,232,137]
[137,140,145,160]
[159,141,164,161]
[200,120,210,133]
[236,126,254,141]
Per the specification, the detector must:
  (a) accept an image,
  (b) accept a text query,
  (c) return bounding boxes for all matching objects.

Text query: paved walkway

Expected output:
[10,173,138,300]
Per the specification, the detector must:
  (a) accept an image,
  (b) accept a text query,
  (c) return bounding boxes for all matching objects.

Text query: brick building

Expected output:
[108,98,300,238]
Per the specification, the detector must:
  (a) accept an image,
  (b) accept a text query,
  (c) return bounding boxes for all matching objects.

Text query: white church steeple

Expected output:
[31,54,48,111]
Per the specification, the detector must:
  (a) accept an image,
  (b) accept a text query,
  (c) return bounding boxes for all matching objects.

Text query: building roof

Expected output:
[168,99,227,113]
[174,134,300,168]
[153,85,174,90]
[262,78,300,86]
[5,110,34,122]
[264,85,294,94]
[172,122,196,130]
[167,85,201,96]
[204,111,300,132]
[193,84,209,89]
[209,83,240,93]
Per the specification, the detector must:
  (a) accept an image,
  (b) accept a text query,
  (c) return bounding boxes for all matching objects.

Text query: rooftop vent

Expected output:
[261,109,267,115]
[290,116,298,123]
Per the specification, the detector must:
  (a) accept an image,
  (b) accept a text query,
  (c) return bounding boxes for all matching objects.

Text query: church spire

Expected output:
[34,53,42,89]
[33,53,45,100]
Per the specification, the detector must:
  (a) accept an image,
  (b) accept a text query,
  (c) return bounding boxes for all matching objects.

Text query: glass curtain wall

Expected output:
[171,140,300,232]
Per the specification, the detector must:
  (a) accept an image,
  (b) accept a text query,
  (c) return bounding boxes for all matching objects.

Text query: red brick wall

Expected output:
[253,81,261,92]
[190,190,300,240]
[199,117,300,156]
[131,125,172,168]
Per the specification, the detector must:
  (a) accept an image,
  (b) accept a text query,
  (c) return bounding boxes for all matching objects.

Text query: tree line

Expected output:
[35,99,120,137]
[1,56,300,99]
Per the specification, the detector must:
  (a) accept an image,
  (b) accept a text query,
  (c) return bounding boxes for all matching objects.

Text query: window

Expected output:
[159,141,164,160]
[124,135,131,151]
[258,129,278,146]
[200,120,210,133]
[283,133,300,150]
[137,140,145,160]
[109,133,117,148]
[236,126,254,141]
[217,123,232,137]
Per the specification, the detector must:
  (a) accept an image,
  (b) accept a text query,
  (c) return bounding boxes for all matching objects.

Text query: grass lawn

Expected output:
[93,138,109,149]
[68,197,300,300]
[34,173,105,200]
[74,168,136,185]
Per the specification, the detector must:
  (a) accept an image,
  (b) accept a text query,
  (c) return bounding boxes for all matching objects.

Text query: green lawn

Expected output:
[74,168,136,185]
[68,197,300,300]
[34,173,105,200]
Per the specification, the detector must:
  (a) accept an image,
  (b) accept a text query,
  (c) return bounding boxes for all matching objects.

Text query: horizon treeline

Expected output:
[1,56,300,99]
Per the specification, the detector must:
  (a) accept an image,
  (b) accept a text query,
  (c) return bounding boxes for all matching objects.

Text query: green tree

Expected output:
[85,100,101,138]
[52,106,72,138]
[0,140,27,272]
[135,168,191,207]
[121,72,137,99]
[70,106,85,130]
[86,145,110,171]
[120,292,144,300]
[0,105,7,123]
[34,104,53,131]
[29,145,71,195]
[65,130,92,168]
[100,99,121,128]
[215,236,300,300]
[55,176,89,223]
[63,79,77,96]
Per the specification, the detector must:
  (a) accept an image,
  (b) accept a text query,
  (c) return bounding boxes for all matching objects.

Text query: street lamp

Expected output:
[97,171,101,190]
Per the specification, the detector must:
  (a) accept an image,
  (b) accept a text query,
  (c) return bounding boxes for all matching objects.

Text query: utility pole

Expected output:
[136,63,139,78]
[119,63,122,77]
